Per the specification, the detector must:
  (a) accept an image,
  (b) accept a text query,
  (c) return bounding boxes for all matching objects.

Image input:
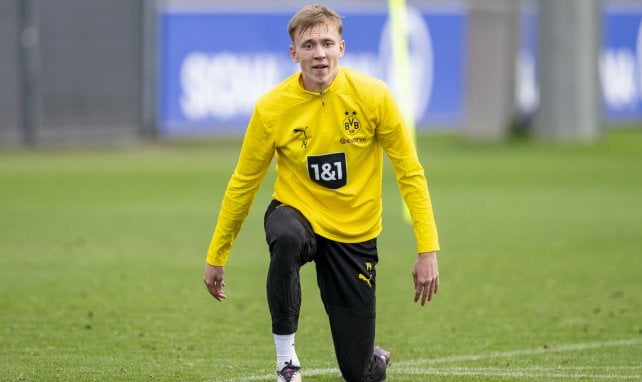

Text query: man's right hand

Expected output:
[412,251,439,306]
[203,263,227,301]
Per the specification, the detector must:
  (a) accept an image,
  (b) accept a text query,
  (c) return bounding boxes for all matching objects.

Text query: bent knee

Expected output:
[266,223,306,247]
[265,206,315,263]
[266,207,310,244]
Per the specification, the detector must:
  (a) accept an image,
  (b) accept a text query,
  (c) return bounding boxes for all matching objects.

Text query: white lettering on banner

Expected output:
[180,51,384,122]
[178,8,435,123]
[519,47,642,113]
[600,49,638,110]
[519,19,642,114]
[180,52,286,120]
[517,48,640,114]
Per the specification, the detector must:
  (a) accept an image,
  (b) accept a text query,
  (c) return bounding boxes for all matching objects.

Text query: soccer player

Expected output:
[203,4,440,382]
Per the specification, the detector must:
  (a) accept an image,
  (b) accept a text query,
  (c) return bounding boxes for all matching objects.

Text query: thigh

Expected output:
[264,200,317,265]
[315,237,378,308]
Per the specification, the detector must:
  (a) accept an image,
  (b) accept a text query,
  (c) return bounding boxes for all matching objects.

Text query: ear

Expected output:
[339,40,346,58]
[289,45,299,63]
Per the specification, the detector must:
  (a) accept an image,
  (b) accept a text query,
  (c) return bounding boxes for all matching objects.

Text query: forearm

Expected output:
[205,120,274,265]
[206,170,267,266]
[394,163,440,253]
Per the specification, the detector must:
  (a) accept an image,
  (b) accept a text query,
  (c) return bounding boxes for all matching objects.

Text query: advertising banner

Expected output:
[601,5,642,122]
[159,6,466,135]
[160,4,642,136]
[518,4,642,122]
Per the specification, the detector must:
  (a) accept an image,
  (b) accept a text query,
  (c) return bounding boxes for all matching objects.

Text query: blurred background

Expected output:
[2,2,641,380]
[1,0,641,149]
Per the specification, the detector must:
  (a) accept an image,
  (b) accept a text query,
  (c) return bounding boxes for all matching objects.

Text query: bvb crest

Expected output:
[342,110,360,135]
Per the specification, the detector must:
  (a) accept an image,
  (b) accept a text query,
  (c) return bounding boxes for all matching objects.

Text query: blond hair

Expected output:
[287,4,343,42]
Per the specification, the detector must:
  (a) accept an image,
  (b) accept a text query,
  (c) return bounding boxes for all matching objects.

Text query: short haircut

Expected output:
[287,4,343,42]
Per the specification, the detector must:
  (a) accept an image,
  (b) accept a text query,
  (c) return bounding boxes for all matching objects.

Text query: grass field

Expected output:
[1,130,641,381]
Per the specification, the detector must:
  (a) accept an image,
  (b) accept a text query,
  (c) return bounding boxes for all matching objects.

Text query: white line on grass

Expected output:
[223,338,642,382]
[402,338,642,366]
[391,367,642,380]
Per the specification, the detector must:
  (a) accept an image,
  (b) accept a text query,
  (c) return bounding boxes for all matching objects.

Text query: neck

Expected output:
[300,77,327,93]
[300,68,340,93]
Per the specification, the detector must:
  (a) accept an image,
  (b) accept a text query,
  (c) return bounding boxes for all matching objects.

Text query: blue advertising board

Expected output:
[517,4,642,122]
[159,6,466,136]
[601,5,642,121]
[160,4,642,136]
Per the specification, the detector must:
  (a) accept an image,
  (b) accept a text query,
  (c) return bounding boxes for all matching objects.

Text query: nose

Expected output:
[313,45,326,59]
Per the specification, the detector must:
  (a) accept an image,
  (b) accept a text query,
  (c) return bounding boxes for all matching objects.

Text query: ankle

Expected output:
[274,333,300,368]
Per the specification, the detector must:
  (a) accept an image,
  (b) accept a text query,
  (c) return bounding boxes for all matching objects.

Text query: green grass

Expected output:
[1,130,641,381]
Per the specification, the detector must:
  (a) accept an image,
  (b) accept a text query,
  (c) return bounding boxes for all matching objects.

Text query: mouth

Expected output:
[312,64,328,70]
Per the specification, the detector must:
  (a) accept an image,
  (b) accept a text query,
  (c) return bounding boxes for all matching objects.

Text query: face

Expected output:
[290,22,345,93]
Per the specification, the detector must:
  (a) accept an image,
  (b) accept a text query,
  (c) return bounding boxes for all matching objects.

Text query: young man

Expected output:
[203,4,440,382]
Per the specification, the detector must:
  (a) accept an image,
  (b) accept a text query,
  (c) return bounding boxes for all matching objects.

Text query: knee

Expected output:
[266,225,309,266]
[266,208,311,250]
[267,222,306,249]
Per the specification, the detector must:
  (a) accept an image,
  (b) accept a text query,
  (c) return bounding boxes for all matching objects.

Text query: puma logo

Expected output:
[293,126,311,139]
[358,273,373,288]
[293,126,311,149]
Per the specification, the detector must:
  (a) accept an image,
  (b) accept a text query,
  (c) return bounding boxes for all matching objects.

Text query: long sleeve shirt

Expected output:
[206,66,439,266]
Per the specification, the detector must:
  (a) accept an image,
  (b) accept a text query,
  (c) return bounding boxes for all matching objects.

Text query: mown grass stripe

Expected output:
[226,338,642,382]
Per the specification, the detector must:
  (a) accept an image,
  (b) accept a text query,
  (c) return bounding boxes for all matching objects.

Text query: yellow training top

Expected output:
[206,67,439,266]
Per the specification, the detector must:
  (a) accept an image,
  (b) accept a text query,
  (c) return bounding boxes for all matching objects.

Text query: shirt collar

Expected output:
[296,67,345,96]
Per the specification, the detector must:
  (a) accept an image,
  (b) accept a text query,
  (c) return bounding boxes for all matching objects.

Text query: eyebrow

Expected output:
[300,38,335,46]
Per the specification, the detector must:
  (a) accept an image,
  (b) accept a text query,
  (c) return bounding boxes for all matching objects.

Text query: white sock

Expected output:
[274,333,300,369]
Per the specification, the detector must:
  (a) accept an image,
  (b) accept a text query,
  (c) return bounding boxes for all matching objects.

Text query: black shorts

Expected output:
[264,199,379,309]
